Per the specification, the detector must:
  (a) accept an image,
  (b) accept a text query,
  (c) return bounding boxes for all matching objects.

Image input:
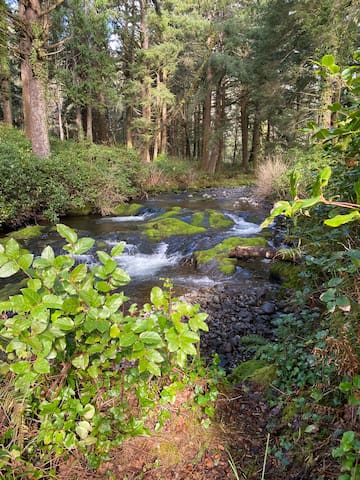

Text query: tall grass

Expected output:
[255,156,289,200]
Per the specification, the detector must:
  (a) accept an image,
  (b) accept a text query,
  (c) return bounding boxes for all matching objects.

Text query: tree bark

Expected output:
[19,0,50,158]
[208,78,224,174]
[240,89,249,172]
[201,63,212,170]
[140,0,151,163]
[160,69,168,155]
[0,76,12,125]
[249,104,261,170]
[86,105,93,142]
[75,106,84,141]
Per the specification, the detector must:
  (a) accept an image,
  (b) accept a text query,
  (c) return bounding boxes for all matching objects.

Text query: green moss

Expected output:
[208,210,234,228]
[190,210,233,229]
[228,359,267,382]
[219,258,238,275]
[194,236,267,275]
[143,217,206,240]
[7,225,44,241]
[155,206,182,220]
[112,202,143,216]
[228,360,277,387]
[191,211,205,227]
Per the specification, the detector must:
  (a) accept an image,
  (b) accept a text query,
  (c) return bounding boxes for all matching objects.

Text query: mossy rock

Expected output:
[7,225,44,241]
[191,211,205,227]
[155,206,182,220]
[190,210,233,229]
[228,359,277,387]
[194,236,267,276]
[111,202,143,216]
[143,217,206,240]
[208,210,233,228]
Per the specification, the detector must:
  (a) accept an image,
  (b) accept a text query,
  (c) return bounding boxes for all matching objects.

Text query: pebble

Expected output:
[181,280,284,370]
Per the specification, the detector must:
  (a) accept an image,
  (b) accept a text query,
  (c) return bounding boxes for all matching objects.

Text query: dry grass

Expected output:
[255,157,288,200]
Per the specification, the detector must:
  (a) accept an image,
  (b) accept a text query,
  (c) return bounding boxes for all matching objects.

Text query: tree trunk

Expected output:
[140,0,151,163]
[125,105,133,148]
[160,70,168,155]
[86,105,93,142]
[208,79,224,174]
[201,63,212,170]
[19,0,50,158]
[95,91,108,143]
[75,106,84,141]
[240,89,249,172]
[0,76,12,125]
[249,104,261,170]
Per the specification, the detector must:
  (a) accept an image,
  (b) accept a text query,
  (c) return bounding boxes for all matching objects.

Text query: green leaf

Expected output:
[165,327,180,352]
[118,332,137,347]
[111,242,125,257]
[33,358,50,374]
[139,358,161,376]
[139,331,163,346]
[289,172,300,200]
[354,179,360,204]
[53,317,75,331]
[189,313,209,332]
[73,238,95,255]
[5,238,20,259]
[324,211,360,227]
[11,361,31,374]
[21,287,40,306]
[97,251,112,264]
[75,421,91,440]
[17,254,34,270]
[150,286,167,308]
[83,404,95,420]
[70,264,88,283]
[43,295,63,309]
[72,353,89,370]
[105,293,125,312]
[111,267,131,285]
[321,54,336,68]
[57,224,78,244]
[62,297,80,314]
[0,260,20,278]
[41,246,55,262]
[347,250,360,268]
[95,281,112,292]
[110,324,120,338]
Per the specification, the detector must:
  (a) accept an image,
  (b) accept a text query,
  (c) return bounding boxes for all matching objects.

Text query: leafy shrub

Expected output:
[0,125,142,228]
[0,225,214,476]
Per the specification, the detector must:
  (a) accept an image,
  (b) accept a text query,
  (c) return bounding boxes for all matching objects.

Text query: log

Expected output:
[228,246,278,259]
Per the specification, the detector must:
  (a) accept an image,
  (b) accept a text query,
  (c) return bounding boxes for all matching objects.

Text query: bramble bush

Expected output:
[0,224,216,477]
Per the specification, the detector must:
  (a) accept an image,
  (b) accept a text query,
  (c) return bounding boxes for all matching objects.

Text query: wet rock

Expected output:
[262,302,276,314]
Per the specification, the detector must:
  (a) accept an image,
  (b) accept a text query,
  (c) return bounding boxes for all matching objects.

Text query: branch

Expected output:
[40,0,64,17]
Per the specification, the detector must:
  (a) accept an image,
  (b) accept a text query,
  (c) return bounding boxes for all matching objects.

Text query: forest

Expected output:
[0,0,360,479]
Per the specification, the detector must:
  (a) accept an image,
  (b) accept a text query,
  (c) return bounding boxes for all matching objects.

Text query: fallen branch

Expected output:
[229,246,277,259]
[229,246,302,262]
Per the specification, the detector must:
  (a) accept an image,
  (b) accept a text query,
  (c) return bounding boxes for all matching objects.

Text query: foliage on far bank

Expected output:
[0,125,142,228]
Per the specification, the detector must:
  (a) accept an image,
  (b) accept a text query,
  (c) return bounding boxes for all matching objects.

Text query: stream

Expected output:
[1,186,281,369]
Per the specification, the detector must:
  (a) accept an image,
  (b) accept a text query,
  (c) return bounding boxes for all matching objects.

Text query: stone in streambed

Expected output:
[194,236,268,276]
[262,302,276,314]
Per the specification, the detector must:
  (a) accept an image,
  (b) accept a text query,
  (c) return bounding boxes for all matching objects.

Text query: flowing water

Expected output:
[1,188,271,304]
